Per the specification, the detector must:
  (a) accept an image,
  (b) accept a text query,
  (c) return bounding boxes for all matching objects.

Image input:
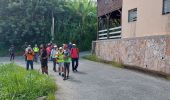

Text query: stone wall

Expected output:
[92,35,170,75]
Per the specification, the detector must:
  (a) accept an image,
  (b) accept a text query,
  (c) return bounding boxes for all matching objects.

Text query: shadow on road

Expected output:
[74,71,87,75]
[67,76,82,83]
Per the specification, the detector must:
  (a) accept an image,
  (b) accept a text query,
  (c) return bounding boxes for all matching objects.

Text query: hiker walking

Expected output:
[33,44,39,62]
[68,42,73,50]
[25,48,34,70]
[9,45,15,61]
[24,45,32,62]
[51,45,58,72]
[46,43,51,60]
[71,44,79,72]
[63,44,71,80]
[40,45,48,74]
[56,47,64,76]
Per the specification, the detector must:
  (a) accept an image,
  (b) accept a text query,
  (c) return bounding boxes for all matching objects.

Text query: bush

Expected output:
[0,63,57,99]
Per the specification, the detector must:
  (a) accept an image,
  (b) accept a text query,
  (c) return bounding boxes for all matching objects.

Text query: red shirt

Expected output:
[71,48,79,58]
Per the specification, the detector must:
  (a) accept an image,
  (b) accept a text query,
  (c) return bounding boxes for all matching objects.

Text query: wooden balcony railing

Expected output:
[98,26,121,40]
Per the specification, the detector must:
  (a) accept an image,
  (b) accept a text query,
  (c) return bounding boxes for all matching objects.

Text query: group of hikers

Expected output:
[9,42,79,80]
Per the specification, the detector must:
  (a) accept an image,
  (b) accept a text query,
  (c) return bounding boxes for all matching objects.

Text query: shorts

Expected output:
[41,60,48,68]
[58,62,64,67]
[64,62,70,69]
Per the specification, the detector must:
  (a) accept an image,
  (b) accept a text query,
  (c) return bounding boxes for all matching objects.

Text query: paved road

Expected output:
[1,55,170,100]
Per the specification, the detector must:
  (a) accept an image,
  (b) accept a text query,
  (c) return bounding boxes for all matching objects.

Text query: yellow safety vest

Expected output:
[57,52,64,62]
[33,47,39,52]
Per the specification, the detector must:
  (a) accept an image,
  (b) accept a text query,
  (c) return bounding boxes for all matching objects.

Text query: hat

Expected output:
[72,44,76,46]
[54,45,57,48]
[28,45,31,47]
[59,47,62,50]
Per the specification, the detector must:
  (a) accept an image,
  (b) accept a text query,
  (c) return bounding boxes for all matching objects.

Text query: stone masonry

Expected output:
[92,35,170,75]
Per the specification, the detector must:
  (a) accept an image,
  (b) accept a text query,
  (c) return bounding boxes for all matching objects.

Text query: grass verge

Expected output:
[0,63,57,100]
[82,55,124,68]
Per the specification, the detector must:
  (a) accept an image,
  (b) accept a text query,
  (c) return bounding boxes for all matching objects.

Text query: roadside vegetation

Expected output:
[82,54,124,68]
[0,63,57,100]
[0,0,97,54]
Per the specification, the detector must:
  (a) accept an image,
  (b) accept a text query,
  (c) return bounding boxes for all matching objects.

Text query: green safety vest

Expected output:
[57,52,64,62]
[33,47,39,52]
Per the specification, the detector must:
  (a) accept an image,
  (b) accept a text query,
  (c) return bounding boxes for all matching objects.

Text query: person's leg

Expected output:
[30,60,33,70]
[41,67,44,74]
[13,53,15,60]
[61,62,65,77]
[53,58,56,72]
[58,63,61,75]
[26,60,29,70]
[45,60,48,74]
[72,58,75,71]
[66,63,70,78]
[45,66,48,75]
[35,53,38,62]
[75,58,78,71]
[63,63,67,80]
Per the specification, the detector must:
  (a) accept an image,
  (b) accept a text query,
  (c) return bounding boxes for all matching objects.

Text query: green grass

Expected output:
[0,63,57,100]
[83,55,124,68]
[47,93,56,100]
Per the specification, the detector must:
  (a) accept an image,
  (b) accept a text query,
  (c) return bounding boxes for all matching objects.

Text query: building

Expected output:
[122,0,170,38]
[94,0,170,75]
[97,0,122,40]
[97,0,170,39]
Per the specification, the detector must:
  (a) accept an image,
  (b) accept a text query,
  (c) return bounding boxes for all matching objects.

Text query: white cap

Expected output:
[54,45,57,48]
[72,44,76,46]
[59,47,62,49]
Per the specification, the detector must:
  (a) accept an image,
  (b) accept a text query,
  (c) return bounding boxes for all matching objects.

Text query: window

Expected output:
[128,8,137,22]
[163,0,170,14]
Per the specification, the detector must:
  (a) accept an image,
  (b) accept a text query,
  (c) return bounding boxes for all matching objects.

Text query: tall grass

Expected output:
[0,63,57,100]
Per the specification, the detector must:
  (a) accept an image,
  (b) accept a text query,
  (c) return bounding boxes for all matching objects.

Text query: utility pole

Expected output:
[51,11,55,42]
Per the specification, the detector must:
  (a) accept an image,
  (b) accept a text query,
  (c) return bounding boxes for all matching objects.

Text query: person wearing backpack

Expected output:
[71,44,79,72]
[63,44,71,80]
[40,44,48,74]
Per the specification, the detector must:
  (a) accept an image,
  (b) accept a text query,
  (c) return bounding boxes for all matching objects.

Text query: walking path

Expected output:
[1,54,170,100]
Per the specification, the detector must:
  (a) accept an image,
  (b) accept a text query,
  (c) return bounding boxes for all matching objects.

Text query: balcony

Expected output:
[98,26,121,40]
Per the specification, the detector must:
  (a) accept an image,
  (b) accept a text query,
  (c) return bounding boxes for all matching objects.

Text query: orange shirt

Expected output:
[26,52,34,60]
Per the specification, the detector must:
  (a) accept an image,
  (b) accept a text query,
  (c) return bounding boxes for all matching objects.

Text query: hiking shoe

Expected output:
[63,78,67,80]
[59,73,61,75]
[66,76,69,79]
[62,73,65,77]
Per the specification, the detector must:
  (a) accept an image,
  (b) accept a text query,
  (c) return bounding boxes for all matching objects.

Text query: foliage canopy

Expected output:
[0,0,97,51]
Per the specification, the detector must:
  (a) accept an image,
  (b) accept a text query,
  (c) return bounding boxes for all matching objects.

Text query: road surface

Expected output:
[0,55,170,100]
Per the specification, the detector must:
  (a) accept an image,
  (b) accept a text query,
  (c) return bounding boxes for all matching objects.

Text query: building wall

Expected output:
[97,0,122,17]
[93,35,170,75]
[122,0,170,38]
